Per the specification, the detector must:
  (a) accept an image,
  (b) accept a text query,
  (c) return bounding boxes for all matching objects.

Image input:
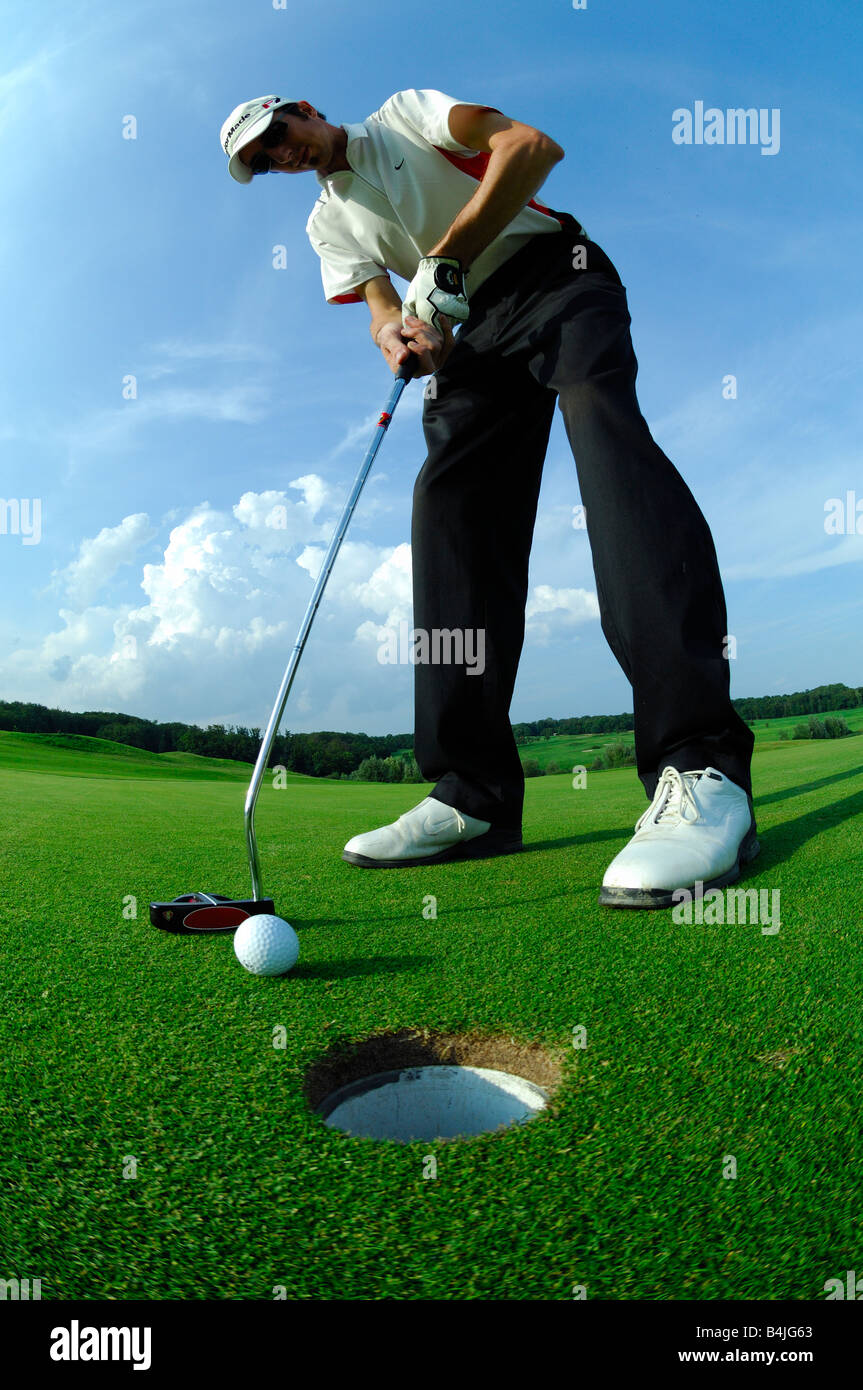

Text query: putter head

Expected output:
[149,892,276,934]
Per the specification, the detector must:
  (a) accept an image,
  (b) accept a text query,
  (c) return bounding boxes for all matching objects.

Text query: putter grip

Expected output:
[396,354,417,381]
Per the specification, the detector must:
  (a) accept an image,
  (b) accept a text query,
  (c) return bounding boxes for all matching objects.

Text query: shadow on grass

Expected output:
[291,955,432,980]
[288,768,863,906]
[752,785,863,870]
[525,766,863,866]
[520,829,626,854]
[302,887,597,928]
[755,764,863,806]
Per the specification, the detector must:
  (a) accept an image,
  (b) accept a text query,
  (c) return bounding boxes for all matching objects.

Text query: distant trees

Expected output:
[516,740,638,776]
[1,680,859,780]
[733,682,861,721]
[786,715,855,741]
[590,741,637,771]
[510,684,863,744]
[0,700,54,732]
[823,717,853,738]
[514,711,634,742]
[348,754,424,783]
[0,700,412,780]
[275,731,412,778]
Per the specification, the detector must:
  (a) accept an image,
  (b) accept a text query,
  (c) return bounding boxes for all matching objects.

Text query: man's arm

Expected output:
[354,273,453,376]
[355,104,562,375]
[427,105,564,270]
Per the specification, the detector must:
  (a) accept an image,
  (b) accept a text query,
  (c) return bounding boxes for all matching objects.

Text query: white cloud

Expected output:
[67,385,271,456]
[52,513,157,607]
[11,606,146,706]
[349,543,413,618]
[138,486,334,651]
[3,467,601,728]
[0,486,416,724]
[232,481,335,547]
[525,585,600,644]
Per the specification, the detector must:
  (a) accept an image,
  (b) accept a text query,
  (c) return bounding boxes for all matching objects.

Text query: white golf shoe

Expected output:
[342,795,523,868]
[600,766,759,908]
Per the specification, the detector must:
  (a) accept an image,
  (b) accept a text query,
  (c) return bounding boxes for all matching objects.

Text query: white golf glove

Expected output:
[403,256,470,334]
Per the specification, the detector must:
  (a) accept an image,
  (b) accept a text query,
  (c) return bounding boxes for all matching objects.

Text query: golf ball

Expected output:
[233,914,300,977]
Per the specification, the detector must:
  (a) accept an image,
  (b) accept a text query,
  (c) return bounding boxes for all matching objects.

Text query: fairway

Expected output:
[514,706,863,772]
[1,730,862,1300]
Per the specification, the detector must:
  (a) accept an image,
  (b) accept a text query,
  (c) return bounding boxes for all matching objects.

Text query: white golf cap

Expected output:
[220,95,295,184]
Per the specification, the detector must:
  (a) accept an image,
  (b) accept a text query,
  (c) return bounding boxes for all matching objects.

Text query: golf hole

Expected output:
[306,1028,564,1144]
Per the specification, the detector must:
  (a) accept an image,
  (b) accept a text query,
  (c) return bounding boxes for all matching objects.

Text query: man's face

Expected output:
[240,104,332,176]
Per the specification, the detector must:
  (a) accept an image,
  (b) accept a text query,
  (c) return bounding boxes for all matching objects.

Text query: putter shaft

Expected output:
[244,362,415,902]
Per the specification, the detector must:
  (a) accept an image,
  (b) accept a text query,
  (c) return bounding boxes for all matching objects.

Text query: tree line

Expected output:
[512,682,862,742]
[731,682,862,721]
[0,680,859,780]
[0,700,411,777]
[778,715,856,741]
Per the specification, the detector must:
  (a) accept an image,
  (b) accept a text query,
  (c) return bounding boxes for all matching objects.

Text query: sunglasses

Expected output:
[248,119,291,176]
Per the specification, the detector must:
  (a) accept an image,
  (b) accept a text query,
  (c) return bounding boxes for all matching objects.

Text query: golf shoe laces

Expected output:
[635,766,705,832]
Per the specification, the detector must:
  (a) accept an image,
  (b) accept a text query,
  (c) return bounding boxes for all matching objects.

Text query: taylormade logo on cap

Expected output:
[221,98,283,154]
[222,108,254,153]
[221,95,304,183]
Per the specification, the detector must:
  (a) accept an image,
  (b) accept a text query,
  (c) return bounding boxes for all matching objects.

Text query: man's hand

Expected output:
[376,315,453,378]
[402,256,470,334]
[353,273,454,377]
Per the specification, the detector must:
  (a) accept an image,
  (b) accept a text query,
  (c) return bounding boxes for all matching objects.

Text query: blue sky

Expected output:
[2,0,861,736]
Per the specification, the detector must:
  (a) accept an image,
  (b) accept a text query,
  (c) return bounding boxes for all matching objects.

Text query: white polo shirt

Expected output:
[306,88,575,305]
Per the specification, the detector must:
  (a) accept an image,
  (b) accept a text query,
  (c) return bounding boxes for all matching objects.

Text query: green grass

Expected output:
[519,705,863,771]
[1,729,861,1300]
[518,731,622,770]
[0,731,320,783]
[747,706,863,742]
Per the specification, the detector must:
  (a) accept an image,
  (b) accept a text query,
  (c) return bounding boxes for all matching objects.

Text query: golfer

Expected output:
[220,88,759,908]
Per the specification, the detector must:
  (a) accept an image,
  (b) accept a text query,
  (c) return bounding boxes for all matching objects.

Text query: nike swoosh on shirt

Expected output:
[394,158,405,169]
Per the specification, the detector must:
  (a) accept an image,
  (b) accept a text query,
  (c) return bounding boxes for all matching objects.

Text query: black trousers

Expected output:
[411,214,754,831]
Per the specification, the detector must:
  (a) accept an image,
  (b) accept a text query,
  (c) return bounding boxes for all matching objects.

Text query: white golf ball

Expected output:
[233,914,300,977]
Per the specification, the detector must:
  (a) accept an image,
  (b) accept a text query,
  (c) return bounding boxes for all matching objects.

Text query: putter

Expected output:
[150,348,418,932]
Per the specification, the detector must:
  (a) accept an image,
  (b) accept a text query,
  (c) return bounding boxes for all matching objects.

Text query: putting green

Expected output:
[1,730,861,1299]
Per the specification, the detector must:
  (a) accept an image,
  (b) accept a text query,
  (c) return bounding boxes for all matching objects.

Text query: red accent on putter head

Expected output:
[183,905,251,930]
[149,894,275,932]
